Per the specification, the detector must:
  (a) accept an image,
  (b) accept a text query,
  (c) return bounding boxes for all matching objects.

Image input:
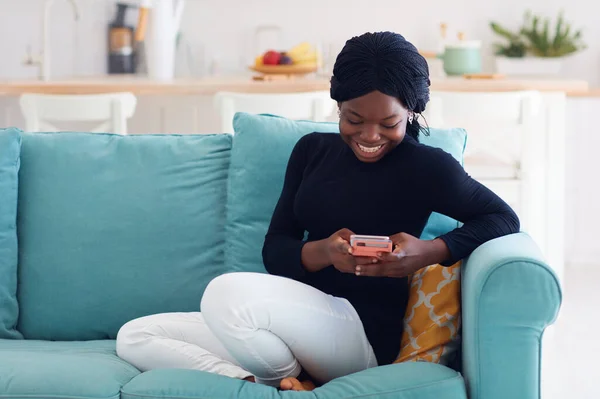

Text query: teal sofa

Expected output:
[0,113,561,399]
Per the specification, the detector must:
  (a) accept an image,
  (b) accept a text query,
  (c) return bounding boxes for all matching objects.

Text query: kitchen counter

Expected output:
[0,75,592,96]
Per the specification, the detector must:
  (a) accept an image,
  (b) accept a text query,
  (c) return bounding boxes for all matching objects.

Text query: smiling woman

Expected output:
[339,91,408,162]
[116,31,520,393]
[330,31,430,163]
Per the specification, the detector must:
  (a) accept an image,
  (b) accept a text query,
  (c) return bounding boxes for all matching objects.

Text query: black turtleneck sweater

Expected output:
[262,132,519,365]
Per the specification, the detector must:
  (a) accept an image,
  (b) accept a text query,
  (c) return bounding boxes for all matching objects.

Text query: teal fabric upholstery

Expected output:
[17,132,232,341]
[0,339,139,399]
[0,128,22,339]
[224,113,467,272]
[461,233,562,399]
[122,369,281,399]
[122,362,466,399]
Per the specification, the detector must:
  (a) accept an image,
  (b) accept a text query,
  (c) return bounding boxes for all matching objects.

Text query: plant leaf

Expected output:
[553,11,564,49]
[517,10,585,57]
[490,22,518,40]
[542,18,550,56]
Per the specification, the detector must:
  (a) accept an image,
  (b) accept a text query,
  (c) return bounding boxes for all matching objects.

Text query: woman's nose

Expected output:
[360,125,381,143]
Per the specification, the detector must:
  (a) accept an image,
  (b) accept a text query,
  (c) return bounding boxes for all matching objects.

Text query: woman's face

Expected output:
[339,90,409,163]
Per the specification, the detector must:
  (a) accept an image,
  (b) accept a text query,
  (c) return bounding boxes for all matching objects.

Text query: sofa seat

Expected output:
[121,362,466,399]
[0,337,466,399]
[0,338,465,399]
[0,339,139,399]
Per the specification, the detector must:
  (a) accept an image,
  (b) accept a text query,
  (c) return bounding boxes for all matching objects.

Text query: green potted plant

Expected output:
[491,11,586,76]
[490,22,527,58]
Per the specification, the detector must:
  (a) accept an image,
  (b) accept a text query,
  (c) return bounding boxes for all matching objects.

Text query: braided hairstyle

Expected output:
[330,32,430,141]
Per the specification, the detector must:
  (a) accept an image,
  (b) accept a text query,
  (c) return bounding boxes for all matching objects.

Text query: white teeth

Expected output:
[357,143,383,153]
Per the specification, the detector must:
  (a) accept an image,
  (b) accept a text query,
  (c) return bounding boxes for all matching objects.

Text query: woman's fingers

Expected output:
[378,248,406,262]
[336,229,355,254]
[333,255,377,275]
[354,256,379,265]
[354,264,385,277]
[392,243,406,255]
[336,237,352,254]
[355,262,410,278]
[337,228,355,242]
[378,253,398,263]
[354,248,405,277]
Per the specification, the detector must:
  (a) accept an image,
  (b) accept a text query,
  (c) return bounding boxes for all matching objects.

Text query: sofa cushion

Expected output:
[314,362,466,399]
[224,113,339,273]
[121,362,466,399]
[417,126,467,241]
[397,261,462,365]
[0,128,22,339]
[17,132,232,340]
[0,339,139,399]
[225,113,467,273]
[122,369,280,399]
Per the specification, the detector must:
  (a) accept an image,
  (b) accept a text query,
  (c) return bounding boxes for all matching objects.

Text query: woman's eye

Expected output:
[347,119,362,125]
[382,121,401,129]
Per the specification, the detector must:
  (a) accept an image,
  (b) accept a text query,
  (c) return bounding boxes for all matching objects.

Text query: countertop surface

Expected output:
[0,75,593,96]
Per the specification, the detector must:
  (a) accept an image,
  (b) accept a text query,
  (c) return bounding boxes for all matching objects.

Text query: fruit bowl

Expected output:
[249,64,318,76]
[252,43,319,77]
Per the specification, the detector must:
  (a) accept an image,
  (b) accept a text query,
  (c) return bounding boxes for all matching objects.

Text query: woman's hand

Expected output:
[354,233,450,278]
[325,228,379,274]
[301,228,378,273]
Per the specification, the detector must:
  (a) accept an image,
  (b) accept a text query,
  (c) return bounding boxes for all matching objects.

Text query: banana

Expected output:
[288,42,320,65]
[293,55,318,63]
[291,53,318,64]
[287,42,313,58]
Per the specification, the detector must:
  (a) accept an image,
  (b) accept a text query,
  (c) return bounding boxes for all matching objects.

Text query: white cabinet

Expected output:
[426,91,567,281]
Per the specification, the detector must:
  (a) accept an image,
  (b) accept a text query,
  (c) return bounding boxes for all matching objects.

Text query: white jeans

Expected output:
[116,272,377,386]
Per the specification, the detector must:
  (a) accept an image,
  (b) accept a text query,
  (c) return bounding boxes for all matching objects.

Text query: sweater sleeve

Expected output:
[423,148,520,266]
[262,136,310,280]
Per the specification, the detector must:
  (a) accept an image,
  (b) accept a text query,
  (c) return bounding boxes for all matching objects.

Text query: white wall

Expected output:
[1,0,599,85]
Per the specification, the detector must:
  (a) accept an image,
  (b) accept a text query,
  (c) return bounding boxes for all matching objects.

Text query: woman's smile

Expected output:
[353,141,387,159]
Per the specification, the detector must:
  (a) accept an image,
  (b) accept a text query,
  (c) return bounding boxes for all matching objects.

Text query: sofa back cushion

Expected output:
[224,114,339,272]
[224,113,467,273]
[0,128,22,339]
[17,132,232,340]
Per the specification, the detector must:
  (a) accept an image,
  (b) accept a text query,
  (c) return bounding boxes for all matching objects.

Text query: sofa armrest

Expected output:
[462,233,562,399]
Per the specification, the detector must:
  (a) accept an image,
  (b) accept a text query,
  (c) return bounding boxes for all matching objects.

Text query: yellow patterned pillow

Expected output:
[395,261,461,365]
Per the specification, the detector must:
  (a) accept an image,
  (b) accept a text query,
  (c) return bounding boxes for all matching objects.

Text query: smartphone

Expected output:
[350,235,393,257]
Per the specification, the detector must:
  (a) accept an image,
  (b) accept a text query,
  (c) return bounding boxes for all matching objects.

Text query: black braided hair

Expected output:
[330,32,430,141]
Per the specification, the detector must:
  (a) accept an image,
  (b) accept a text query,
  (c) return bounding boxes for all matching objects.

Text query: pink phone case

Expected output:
[350,235,393,257]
